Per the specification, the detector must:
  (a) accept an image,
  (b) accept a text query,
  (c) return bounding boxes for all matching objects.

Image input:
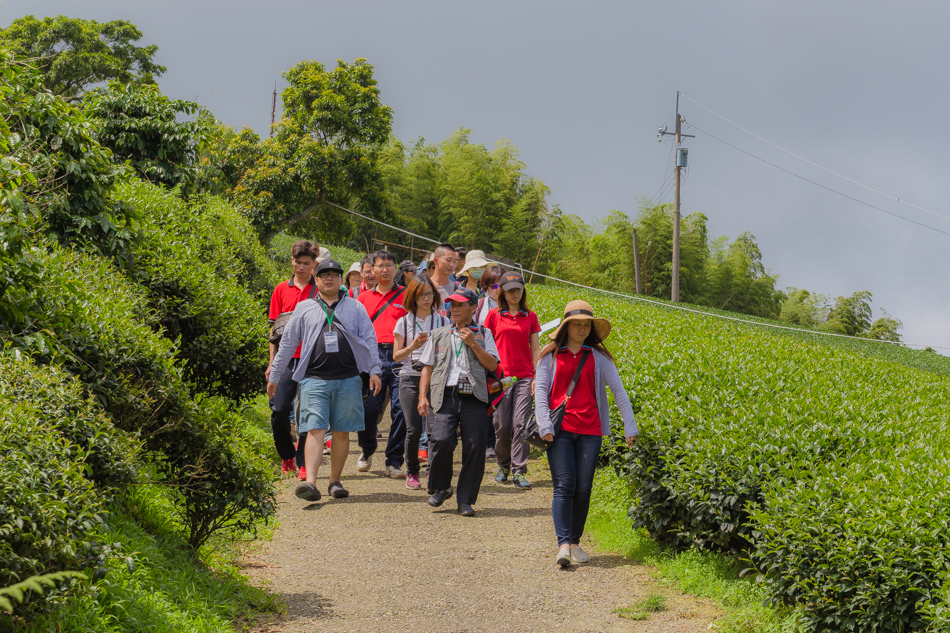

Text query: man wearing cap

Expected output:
[417,287,500,517]
[268,259,382,502]
[356,250,410,478]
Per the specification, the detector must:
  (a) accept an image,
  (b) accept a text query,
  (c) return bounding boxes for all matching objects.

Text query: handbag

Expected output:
[269,281,317,345]
[523,349,591,450]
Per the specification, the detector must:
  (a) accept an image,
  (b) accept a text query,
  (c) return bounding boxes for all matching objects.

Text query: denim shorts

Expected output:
[297,376,365,433]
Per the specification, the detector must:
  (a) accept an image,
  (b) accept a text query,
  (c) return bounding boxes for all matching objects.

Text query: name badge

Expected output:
[324,332,339,353]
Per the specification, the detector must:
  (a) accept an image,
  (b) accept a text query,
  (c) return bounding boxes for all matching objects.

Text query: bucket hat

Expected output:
[460,249,491,274]
[548,300,611,341]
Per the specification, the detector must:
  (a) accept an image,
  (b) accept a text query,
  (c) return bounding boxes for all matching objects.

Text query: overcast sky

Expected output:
[4,1,948,350]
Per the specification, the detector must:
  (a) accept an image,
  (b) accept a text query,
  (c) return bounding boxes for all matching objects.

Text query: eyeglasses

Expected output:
[419,292,435,299]
[374,263,396,270]
[490,284,500,290]
[317,272,341,279]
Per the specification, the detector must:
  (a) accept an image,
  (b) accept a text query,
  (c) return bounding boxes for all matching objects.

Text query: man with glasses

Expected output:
[356,250,410,478]
[427,242,459,316]
[268,259,382,502]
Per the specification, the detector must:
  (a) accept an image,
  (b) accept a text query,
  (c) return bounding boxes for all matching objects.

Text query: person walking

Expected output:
[266,240,319,476]
[267,259,382,502]
[474,265,504,326]
[349,255,376,300]
[534,300,637,567]
[393,275,449,490]
[344,262,362,293]
[458,250,491,294]
[417,287,499,517]
[426,243,459,315]
[394,260,417,287]
[356,250,410,478]
[483,272,541,490]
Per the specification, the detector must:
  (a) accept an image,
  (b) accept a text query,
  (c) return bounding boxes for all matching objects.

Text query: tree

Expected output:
[826,290,874,336]
[869,310,902,342]
[0,15,165,101]
[84,82,207,192]
[219,58,393,241]
[779,288,829,326]
[632,199,709,302]
[703,232,781,317]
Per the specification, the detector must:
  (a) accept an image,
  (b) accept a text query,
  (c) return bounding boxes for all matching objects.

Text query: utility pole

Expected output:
[632,227,642,294]
[658,92,694,302]
[270,83,277,137]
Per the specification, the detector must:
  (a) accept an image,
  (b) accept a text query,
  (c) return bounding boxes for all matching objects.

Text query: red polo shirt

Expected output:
[551,346,599,436]
[357,284,407,345]
[483,308,541,378]
[268,277,315,358]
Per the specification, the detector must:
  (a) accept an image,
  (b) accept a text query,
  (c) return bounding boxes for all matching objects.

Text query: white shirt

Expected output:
[392,311,449,377]
[419,323,498,387]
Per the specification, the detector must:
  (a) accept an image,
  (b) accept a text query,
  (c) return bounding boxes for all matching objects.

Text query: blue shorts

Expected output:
[297,376,365,434]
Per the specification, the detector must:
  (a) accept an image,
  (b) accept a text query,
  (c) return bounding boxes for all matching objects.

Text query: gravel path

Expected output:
[244,431,719,632]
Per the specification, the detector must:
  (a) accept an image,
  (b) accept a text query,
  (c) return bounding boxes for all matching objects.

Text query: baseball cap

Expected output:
[399,260,418,272]
[499,272,525,291]
[315,259,344,276]
[446,287,478,305]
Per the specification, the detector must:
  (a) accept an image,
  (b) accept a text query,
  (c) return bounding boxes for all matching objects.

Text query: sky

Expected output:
[3,1,948,350]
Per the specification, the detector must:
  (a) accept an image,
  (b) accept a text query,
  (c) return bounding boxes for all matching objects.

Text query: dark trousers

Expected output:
[270,358,306,464]
[428,387,490,506]
[399,375,430,476]
[357,347,407,468]
[547,430,602,546]
[492,378,533,474]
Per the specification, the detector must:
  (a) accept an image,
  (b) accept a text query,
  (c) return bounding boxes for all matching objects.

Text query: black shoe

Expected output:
[428,487,454,507]
[294,482,321,502]
[328,481,349,498]
[458,504,475,517]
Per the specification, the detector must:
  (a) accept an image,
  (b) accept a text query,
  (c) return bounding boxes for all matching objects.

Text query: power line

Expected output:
[691,173,950,284]
[679,92,950,223]
[688,122,950,239]
[319,199,948,350]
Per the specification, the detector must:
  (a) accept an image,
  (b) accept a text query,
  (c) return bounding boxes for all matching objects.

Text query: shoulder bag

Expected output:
[523,349,591,450]
[269,281,317,345]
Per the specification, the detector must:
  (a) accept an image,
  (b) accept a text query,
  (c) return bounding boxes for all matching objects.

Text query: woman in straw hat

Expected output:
[458,249,491,293]
[534,300,638,568]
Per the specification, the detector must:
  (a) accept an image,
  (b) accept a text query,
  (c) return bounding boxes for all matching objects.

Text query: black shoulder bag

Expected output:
[523,349,592,450]
[269,281,317,345]
[369,286,405,322]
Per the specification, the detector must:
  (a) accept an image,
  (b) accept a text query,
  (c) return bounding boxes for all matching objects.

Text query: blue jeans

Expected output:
[357,347,407,468]
[547,431,602,546]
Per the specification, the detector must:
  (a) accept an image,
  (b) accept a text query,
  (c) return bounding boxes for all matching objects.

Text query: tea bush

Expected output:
[530,284,950,631]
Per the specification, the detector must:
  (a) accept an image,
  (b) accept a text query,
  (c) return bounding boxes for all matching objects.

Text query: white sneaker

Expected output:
[385,465,407,479]
[356,453,372,472]
[571,545,590,564]
[556,547,572,568]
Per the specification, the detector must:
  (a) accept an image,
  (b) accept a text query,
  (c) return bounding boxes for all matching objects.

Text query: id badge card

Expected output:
[324,331,339,353]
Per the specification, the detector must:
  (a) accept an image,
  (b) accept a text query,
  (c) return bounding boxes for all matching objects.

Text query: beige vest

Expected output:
[427,324,490,412]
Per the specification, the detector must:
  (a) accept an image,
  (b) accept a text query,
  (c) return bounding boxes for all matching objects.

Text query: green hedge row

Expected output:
[530,285,950,632]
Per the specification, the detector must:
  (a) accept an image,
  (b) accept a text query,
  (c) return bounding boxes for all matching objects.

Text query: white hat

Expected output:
[460,249,491,274]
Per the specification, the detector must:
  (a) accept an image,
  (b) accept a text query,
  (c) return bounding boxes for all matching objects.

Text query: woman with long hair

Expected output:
[483,272,541,490]
[393,275,449,490]
[474,264,504,326]
[534,300,637,567]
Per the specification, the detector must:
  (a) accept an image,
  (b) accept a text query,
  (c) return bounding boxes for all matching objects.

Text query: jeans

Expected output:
[357,347,407,468]
[547,430,602,546]
[270,358,307,464]
[428,388,490,506]
[399,375,432,476]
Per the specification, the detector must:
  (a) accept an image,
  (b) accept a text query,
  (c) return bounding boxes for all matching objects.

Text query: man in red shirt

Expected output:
[348,255,376,300]
[266,240,318,475]
[356,250,409,478]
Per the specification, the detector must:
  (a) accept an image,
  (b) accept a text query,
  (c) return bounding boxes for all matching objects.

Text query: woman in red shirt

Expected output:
[534,300,638,567]
[483,272,541,489]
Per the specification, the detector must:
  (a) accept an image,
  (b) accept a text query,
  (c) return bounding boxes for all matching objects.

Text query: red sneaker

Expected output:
[418,449,428,463]
[324,439,332,455]
[281,458,296,474]
[298,465,307,481]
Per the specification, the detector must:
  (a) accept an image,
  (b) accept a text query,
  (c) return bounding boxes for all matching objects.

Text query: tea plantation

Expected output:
[531,285,950,632]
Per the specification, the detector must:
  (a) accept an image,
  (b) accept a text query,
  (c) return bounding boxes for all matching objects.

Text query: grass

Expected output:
[586,467,806,633]
[615,593,667,620]
[5,400,283,633]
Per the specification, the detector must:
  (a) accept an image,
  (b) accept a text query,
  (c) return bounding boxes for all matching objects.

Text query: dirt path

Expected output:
[244,432,719,633]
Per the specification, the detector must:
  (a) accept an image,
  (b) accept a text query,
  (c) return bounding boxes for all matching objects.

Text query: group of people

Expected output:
[266,240,638,567]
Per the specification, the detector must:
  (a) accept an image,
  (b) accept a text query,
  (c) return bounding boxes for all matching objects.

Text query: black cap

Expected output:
[399,260,418,272]
[315,259,344,276]
[500,272,525,291]
[446,287,478,305]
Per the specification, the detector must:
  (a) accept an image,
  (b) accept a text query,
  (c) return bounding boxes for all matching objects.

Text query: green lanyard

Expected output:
[320,300,335,331]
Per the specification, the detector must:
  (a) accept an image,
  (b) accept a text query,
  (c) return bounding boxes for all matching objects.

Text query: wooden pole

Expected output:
[672,110,681,303]
[270,84,277,137]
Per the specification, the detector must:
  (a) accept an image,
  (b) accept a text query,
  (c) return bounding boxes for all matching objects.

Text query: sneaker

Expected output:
[418,449,428,463]
[281,458,296,474]
[486,447,496,459]
[377,431,383,439]
[294,482,321,502]
[494,467,510,484]
[356,453,372,472]
[427,487,454,507]
[556,547,572,568]
[512,473,532,490]
[323,439,332,455]
[571,545,590,564]
[406,473,422,490]
[298,465,307,481]
[386,465,407,479]
[328,481,349,498]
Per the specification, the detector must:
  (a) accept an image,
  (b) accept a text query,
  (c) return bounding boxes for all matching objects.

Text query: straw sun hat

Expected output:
[548,300,611,341]
[460,249,491,274]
